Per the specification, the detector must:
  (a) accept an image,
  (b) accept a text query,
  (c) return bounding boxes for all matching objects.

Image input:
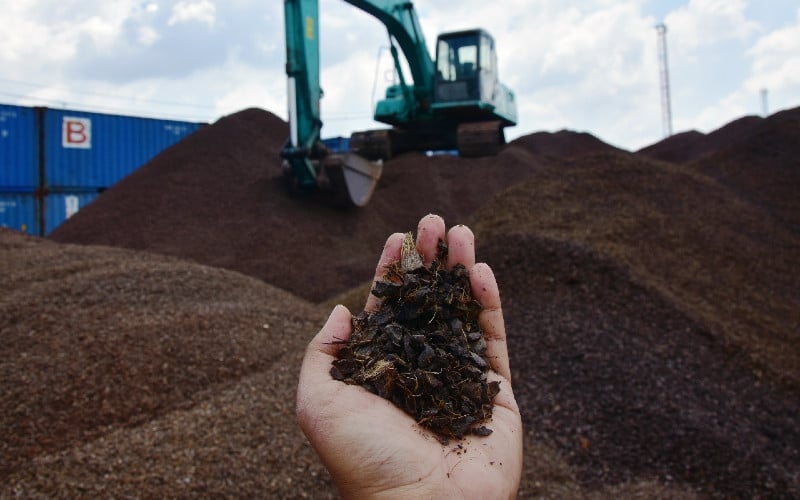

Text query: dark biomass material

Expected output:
[333,237,498,439]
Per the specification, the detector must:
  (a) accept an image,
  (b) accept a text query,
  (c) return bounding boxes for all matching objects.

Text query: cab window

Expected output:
[437,35,479,82]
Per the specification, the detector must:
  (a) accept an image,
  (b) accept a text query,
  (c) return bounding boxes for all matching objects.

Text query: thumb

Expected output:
[306,304,353,361]
[297,305,352,426]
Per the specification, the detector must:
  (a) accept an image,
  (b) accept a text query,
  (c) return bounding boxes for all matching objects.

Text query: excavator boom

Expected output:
[282,0,383,206]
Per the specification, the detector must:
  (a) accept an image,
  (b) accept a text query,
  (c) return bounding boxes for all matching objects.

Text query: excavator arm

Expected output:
[282,0,324,190]
[283,0,418,206]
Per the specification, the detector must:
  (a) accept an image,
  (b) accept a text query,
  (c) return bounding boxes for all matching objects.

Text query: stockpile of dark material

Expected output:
[638,109,799,229]
[49,108,537,302]
[0,105,796,498]
[0,228,333,497]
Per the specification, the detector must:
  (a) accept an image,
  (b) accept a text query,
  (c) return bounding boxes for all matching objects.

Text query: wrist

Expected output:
[338,480,446,500]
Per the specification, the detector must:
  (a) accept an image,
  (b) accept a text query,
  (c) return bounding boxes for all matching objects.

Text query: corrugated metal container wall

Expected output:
[0,104,39,192]
[0,193,39,235]
[43,109,201,189]
[43,191,99,235]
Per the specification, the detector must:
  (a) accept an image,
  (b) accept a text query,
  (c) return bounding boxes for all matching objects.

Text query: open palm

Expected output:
[296,215,523,499]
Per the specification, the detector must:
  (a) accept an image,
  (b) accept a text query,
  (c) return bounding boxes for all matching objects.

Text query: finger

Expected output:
[309,304,354,358]
[470,263,511,382]
[415,214,446,267]
[365,232,404,312]
[297,305,352,414]
[445,224,475,270]
[296,305,353,436]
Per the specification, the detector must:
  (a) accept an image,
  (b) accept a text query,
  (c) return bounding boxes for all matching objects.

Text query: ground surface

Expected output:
[2,106,798,498]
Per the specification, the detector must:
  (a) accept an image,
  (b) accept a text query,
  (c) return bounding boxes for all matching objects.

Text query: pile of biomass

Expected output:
[0,228,333,497]
[636,114,764,163]
[638,108,799,229]
[0,106,795,497]
[49,108,540,302]
[476,229,798,495]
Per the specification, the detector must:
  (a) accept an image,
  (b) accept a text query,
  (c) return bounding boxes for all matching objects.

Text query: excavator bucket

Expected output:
[321,153,383,207]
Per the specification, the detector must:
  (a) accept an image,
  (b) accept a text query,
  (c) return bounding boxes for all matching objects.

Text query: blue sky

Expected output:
[1,0,798,150]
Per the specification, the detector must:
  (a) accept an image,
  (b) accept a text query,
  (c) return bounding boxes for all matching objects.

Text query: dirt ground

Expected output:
[3,106,799,497]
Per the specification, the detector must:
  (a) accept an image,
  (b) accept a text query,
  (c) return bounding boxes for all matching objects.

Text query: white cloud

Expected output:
[0,2,134,72]
[138,26,161,46]
[168,0,216,28]
[74,15,120,49]
[746,9,800,92]
[213,64,286,120]
[665,0,759,51]
[679,89,748,133]
[667,6,800,134]
[0,6,70,65]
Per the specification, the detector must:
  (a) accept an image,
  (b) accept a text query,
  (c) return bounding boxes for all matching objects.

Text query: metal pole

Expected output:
[656,23,673,137]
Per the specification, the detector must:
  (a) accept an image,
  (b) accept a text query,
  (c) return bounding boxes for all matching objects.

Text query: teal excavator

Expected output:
[281,0,517,206]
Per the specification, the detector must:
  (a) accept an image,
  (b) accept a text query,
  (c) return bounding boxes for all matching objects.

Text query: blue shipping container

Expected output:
[322,136,350,153]
[43,108,202,189]
[43,191,99,235]
[0,104,39,192]
[0,193,40,235]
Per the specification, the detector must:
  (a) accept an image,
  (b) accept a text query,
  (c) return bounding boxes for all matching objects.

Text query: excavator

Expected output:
[281,0,517,206]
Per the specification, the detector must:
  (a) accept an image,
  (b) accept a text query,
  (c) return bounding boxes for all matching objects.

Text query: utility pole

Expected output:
[760,88,769,117]
[656,23,673,137]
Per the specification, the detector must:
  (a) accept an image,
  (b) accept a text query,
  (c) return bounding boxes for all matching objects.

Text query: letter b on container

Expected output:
[62,116,92,149]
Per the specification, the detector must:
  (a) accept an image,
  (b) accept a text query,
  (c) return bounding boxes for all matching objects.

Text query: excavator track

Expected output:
[350,122,507,159]
[457,121,505,157]
[349,129,393,160]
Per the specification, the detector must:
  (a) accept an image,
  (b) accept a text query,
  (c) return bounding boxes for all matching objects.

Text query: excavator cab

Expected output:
[432,29,517,156]
[434,30,485,103]
[433,30,513,118]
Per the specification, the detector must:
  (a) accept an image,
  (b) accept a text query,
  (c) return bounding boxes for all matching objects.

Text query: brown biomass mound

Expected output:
[466,142,800,496]
[690,107,800,230]
[471,149,800,387]
[508,129,626,160]
[5,372,336,499]
[332,236,498,439]
[637,114,764,163]
[477,231,799,497]
[0,228,332,496]
[50,108,541,302]
[635,129,706,163]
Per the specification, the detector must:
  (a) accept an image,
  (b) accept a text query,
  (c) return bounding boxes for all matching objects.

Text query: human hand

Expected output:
[296,214,523,499]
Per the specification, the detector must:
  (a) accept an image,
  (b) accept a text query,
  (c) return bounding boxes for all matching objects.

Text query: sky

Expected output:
[1,0,798,151]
